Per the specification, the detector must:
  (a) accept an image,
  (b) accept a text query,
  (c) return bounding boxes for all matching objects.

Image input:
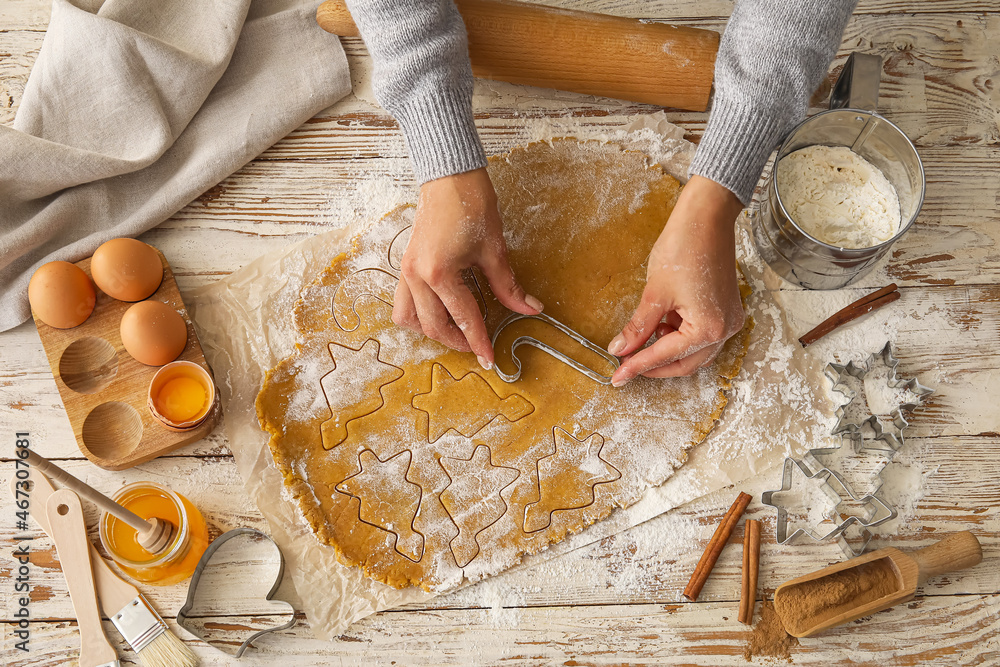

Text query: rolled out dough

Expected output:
[256,139,752,591]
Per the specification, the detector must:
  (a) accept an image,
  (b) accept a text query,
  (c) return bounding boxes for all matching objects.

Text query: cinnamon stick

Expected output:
[683,491,753,601]
[739,519,761,624]
[798,284,900,347]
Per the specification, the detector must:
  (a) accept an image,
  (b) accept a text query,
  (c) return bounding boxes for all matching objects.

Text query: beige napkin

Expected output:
[0,0,351,332]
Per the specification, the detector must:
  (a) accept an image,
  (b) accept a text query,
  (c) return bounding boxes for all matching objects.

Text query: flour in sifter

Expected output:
[777,145,901,249]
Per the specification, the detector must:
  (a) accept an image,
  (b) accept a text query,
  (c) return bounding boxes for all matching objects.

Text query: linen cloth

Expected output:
[0,0,352,332]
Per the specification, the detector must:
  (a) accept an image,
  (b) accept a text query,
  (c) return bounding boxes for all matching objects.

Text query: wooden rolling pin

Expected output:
[316,0,719,111]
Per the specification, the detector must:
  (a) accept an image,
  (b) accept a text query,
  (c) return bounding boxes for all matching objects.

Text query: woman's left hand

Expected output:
[608,175,746,386]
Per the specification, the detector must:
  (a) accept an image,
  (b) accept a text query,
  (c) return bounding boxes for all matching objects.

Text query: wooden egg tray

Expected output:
[33,248,220,470]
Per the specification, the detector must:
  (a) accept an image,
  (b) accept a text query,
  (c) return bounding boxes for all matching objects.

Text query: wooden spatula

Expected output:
[47,489,121,667]
[774,531,983,638]
[316,0,719,111]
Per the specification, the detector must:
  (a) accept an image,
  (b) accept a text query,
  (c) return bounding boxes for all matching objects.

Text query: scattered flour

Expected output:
[777,145,901,249]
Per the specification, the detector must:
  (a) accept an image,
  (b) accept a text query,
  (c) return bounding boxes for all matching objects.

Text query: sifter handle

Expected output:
[910,531,983,585]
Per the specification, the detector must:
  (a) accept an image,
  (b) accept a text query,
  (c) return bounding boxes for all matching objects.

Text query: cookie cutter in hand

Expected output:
[762,342,932,557]
[177,528,295,658]
[490,312,620,385]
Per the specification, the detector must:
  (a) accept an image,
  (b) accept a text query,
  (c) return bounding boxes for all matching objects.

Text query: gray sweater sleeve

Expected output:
[346,0,486,184]
[348,0,856,199]
[689,0,858,204]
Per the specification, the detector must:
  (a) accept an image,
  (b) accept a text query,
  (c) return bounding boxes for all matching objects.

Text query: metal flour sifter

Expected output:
[752,52,927,290]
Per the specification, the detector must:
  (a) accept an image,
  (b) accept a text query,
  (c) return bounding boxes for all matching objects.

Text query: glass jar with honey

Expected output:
[99,481,209,586]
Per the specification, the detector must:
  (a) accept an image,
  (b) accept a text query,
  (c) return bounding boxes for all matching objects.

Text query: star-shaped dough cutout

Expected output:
[320,339,404,449]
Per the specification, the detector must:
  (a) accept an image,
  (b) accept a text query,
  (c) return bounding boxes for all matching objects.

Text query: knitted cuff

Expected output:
[393,87,487,185]
[688,95,787,206]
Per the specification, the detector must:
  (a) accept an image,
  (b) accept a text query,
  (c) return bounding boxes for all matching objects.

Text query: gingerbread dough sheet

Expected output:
[256,140,752,591]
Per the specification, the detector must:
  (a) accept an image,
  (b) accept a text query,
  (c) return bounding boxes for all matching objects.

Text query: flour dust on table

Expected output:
[256,139,753,591]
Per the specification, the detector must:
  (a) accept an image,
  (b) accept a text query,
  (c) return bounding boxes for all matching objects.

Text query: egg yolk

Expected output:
[156,377,207,422]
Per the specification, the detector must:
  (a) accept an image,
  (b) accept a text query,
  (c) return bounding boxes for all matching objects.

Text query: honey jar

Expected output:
[99,482,209,586]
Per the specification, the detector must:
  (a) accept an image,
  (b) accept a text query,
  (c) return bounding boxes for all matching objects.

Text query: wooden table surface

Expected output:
[3,1,999,665]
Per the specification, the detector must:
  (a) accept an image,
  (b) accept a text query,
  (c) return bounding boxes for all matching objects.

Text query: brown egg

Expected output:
[28,261,96,329]
[91,238,163,302]
[120,300,188,366]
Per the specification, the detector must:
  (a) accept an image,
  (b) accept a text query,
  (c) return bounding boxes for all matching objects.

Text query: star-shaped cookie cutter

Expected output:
[762,457,896,557]
[763,342,932,557]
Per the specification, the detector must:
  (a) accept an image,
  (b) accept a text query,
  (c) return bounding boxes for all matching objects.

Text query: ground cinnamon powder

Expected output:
[744,596,798,662]
[773,558,899,637]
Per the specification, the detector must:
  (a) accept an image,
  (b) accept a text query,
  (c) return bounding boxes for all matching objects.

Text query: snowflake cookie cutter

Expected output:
[826,341,934,451]
[763,341,933,557]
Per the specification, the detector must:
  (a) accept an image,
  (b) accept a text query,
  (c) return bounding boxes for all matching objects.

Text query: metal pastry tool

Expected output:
[490,312,620,384]
[763,342,933,557]
[762,457,896,554]
[752,52,926,290]
[827,341,933,451]
[177,528,295,658]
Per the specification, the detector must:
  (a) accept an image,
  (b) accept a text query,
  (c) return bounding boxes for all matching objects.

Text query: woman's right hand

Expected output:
[394,168,544,369]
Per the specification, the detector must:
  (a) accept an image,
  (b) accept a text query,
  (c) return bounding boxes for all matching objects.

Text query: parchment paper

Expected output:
[188,116,838,639]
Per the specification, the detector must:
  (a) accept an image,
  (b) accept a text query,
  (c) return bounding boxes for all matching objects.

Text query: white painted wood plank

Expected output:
[5,594,1000,666]
[3,14,1000,147]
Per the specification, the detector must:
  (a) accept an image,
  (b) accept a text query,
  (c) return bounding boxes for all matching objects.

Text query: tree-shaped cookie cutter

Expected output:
[762,341,933,557]
[491,312,620,384]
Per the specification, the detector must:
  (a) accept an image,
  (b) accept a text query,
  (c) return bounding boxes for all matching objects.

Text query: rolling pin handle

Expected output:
[910,531,983,585]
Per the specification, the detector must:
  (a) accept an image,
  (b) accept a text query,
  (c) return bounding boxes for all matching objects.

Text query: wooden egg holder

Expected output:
[33,249,220,470]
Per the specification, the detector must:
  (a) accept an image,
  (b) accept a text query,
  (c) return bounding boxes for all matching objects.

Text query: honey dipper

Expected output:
[774,531,982,638]
[26,450,175,554]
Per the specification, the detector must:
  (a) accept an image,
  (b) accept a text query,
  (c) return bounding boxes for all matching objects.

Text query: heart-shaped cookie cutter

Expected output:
[177,528,295,658]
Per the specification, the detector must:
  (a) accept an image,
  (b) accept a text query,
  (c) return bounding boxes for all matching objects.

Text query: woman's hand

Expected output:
[608,175,746,386]
[394,168,543,369]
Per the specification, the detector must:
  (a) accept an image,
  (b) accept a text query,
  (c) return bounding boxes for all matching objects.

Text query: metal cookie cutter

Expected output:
[177,528,295,658]
[490,312,620,384]
[762,457,897,557]
[827,341,934,452]
[763,341,933,557]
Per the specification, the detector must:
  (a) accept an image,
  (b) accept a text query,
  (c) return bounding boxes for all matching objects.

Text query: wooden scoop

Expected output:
[774,531,983,638]
[316,0,719,111]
